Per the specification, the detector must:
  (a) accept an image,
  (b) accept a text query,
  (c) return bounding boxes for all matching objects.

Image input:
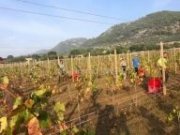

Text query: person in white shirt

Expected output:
[120,58,127,79]
[58,59,66,82]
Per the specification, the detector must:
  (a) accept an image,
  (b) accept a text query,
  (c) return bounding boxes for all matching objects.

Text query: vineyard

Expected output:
[0,46,180,135]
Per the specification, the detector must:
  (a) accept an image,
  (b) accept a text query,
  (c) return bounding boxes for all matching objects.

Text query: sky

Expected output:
[0,0,180,57]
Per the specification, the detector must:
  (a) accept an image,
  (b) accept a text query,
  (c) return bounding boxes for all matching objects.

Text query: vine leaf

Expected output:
[59,122,68,133]
[25,99,34,109]
[1,76,9,85]
[72,126,79,134]
[9,114,19,132]
[0,76,9,90]
[0,117,8,133]
[33,89,47,98]
[27,117,42,135]
[54,102,65,121]
[38,111,51,128]
[13,96,23,110]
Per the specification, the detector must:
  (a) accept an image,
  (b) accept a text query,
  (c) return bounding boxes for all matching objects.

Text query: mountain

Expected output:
[81,11,180,48]
[35,49,49,55]
[36,11,180,55]
[51,38,87,54]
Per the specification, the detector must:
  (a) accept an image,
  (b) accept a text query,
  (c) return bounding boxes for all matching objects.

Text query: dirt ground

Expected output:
[1,71,179,135]
[44,72,180,135]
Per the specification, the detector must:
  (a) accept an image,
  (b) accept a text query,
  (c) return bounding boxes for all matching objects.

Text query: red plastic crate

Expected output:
[148,77,162,93]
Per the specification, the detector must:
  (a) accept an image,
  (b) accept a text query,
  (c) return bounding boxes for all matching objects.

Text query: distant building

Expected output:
[103,50,107,54]
[25,58,33,61]
[25,58,33,65]
[76,55,84,58]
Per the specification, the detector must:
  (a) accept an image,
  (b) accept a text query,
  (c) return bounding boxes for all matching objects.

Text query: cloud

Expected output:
[153,0,173,9]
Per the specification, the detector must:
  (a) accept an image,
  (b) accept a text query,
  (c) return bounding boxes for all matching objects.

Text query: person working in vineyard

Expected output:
[58,59,65,72]
[132,54,140,74]
[120,57,127,79]
[157,52,169,82]
[58,59,66,82]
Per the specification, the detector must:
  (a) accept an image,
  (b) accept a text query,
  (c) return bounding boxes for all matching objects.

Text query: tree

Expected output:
[47,51,57,60]
[7,55,14,59]
[32,54,40,60]
[70,49,82,56]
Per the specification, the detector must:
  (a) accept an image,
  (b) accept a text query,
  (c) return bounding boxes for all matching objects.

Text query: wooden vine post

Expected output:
[77,95,81,126]
[108,54,112,73]
[71,56,74,82]
[78,56,81,67]
[57,55,60,64]
[126,51,130,69]
[148,50,150,63]
[97,55,100,76]
[179,48,180,71]
[129,51,132,69]
[57,56,61,85]
[47,57,50,72]
[173,48,177,74]
[142,51,145,57]
[160,42,166,96]
[114,49,118,85]
[111,53,114,73]
[88,52,92,85]
[135,81,138,107]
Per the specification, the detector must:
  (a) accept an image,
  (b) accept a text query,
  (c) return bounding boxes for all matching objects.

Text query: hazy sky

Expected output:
[0,0,180,57]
